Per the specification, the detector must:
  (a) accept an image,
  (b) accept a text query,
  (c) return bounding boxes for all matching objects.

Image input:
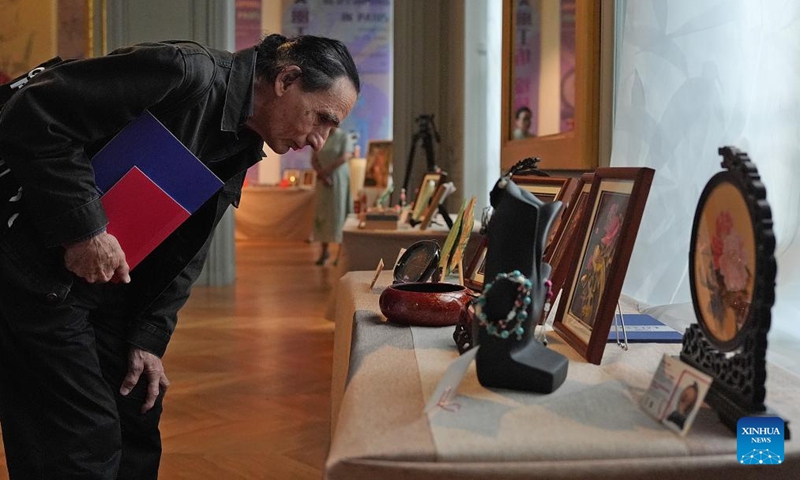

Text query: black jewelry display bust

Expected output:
[474,178,569,394]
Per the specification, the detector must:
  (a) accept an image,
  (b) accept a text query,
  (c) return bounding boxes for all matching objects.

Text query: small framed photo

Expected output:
[301,169,317,187]
[282,168,301,186]
[410,172,446,223]
[640,354,712,436]
[419,184,447,230]
[464,236,488,292]
[364,140,393,189]
[449,197,477,276]
[553,167,655,364]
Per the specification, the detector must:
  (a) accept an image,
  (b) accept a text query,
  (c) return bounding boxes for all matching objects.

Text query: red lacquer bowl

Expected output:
[379,282,472,327]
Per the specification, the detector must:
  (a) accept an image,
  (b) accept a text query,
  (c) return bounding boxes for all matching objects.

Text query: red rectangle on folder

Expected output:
[101,167,190,270]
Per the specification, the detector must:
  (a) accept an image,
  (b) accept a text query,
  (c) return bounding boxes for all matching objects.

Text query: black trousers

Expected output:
[0,220,164,479]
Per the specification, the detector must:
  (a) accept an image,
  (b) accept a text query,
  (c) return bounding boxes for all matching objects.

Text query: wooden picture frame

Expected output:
[450,197,477,278]
[500,0,601,171]
[464,236,488,292]
[364,140,393,189]
[410,172,446,223]
[553,167,655,364]
[418,183,447,230]
[301,169,317,187]
[546,173,595,296]
[514,175,579,255]
[513,175,575,204]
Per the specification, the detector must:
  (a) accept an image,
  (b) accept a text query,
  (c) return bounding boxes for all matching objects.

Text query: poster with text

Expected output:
[282,0,393,172]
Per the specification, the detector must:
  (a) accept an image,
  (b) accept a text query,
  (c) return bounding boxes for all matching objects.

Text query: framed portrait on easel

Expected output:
[410,172,446,224]
[301,169,317,187]
[364,140,393,189]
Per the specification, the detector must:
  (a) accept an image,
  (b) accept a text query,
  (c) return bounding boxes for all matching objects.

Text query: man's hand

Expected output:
[64,231,131,284]
[120,347,170,414]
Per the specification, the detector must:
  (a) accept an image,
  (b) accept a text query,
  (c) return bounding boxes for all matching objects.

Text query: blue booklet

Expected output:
[607,314,684,343]
[92,111,223,213]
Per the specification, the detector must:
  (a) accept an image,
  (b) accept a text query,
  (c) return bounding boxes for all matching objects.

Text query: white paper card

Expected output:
[424,347,479,417]
[536,288,562,344]
[639,354,713,436]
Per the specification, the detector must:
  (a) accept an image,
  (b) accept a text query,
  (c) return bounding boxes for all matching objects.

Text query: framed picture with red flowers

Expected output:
[553,167,655,364]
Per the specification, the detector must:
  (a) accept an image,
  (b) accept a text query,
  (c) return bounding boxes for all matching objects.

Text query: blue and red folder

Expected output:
[92,111,223,269]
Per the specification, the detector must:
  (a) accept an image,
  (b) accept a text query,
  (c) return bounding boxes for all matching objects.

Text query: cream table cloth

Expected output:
[327,271,800,480]
[234,185,315,241]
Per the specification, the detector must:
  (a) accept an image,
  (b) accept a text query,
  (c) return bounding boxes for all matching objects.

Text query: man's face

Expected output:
[248,68,358,154]
[516,110,532,132]
[677,386,697,414]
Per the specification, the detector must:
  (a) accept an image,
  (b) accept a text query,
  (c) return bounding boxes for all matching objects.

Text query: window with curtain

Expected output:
[611,0,800,338]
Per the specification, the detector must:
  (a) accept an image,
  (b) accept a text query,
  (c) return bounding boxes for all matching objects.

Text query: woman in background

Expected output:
[312,127,353,265]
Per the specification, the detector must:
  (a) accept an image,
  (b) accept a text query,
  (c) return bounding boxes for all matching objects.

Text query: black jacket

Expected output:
[0,41,264,356]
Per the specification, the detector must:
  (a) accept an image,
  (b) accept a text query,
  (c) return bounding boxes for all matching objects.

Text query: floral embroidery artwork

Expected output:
[569,192,629,328]
[700,209,752,338]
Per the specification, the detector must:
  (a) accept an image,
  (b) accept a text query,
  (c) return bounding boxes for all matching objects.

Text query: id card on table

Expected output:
[639,354,713,436]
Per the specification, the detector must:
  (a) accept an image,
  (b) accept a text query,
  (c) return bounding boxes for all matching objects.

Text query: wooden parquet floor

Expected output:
[0,239,338,479]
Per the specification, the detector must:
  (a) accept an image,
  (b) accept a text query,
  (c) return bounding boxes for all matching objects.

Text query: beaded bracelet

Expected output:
[474,270,533,340]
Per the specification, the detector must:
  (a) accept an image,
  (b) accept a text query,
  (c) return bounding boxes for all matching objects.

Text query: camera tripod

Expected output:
[401,114,440,194]
[402,114,453,228]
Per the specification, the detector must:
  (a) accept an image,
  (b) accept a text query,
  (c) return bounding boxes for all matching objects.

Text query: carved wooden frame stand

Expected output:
[682,146,788,438]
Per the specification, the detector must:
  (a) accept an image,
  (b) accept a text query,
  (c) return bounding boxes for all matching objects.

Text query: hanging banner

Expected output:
[236,0,263,51]
[282,0,393,170]
[560,0,576,132]
[513,0,540,135]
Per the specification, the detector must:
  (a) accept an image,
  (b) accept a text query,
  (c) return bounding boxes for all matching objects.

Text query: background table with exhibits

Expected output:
[235,185,315,241]
[335,214,481,274]
[327,271,800,480]
[324,215,482,319]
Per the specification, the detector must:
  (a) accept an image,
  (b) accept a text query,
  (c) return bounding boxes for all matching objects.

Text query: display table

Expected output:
[325,215,482,319]
[235,185,315,241]
[336,214,481,273]
[327,271,800,480]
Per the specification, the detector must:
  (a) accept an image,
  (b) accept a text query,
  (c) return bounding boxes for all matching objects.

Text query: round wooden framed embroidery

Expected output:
[682,146,779,433]
[689,172,758,351]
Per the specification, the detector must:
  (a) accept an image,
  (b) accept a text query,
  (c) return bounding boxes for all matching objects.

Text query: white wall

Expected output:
[256,0,285,185]
[463,0,502,216]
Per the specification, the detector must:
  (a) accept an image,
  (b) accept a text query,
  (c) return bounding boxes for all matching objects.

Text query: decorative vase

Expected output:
[473,178,569,393]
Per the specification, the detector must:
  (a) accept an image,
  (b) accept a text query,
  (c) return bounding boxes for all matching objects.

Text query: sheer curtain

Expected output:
[611,0,800,338]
